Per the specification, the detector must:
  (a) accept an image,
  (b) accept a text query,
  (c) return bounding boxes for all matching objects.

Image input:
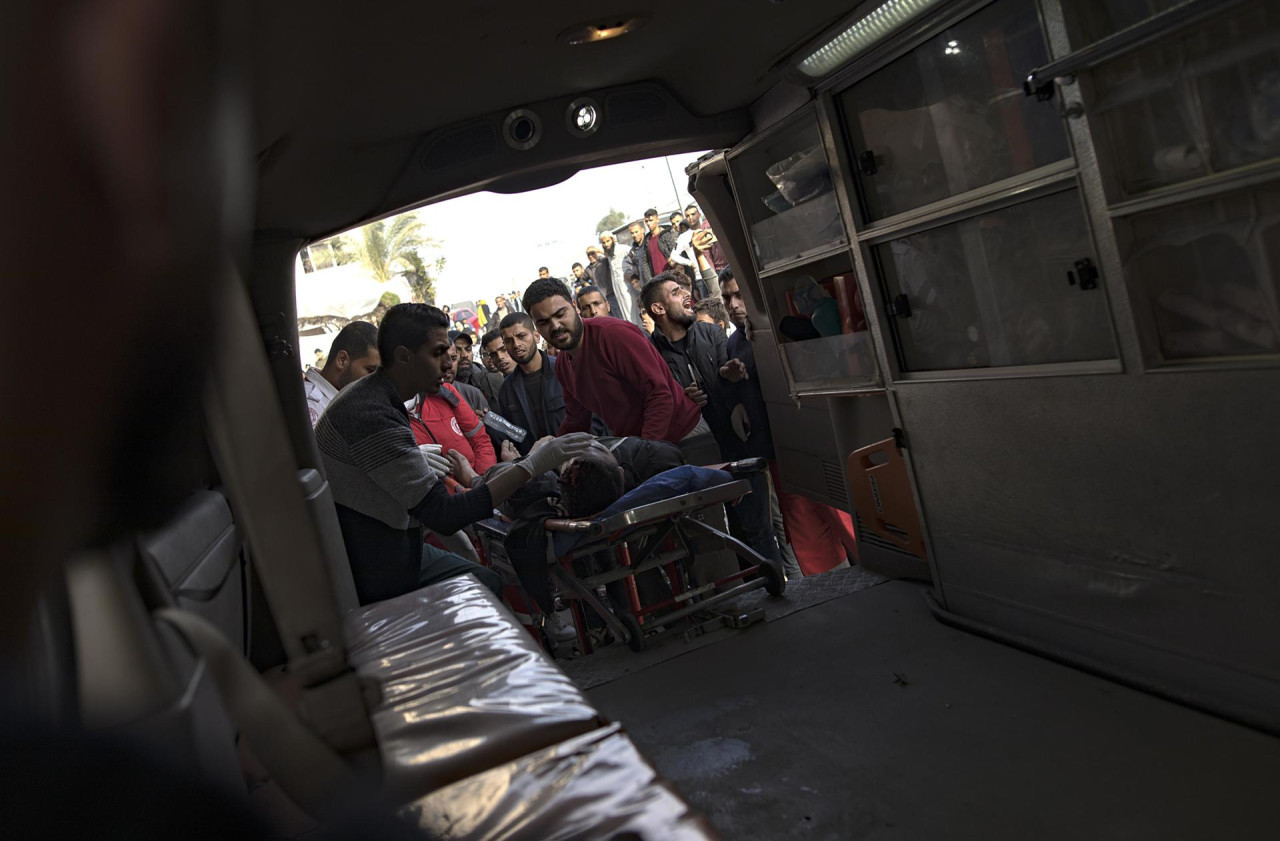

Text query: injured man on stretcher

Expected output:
[450,435,745,640]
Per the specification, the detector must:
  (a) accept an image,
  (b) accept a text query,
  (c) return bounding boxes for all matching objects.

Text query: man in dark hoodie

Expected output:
[642,273,782,566]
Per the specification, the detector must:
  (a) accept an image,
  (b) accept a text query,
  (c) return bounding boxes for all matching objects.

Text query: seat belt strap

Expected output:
[156,608,367,819]
[203,274,375,753]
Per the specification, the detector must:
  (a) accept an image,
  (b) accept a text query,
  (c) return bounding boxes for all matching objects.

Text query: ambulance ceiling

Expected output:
[250,0,862,239]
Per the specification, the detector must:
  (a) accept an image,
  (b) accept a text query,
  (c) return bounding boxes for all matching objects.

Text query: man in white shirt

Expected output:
[304,320,380,426]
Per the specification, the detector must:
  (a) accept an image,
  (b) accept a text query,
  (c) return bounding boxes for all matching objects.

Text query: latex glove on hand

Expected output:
[518,432,595,479]
[422,449,452,479]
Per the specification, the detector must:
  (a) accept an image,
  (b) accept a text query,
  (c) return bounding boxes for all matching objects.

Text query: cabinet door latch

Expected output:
[858,149,878,176]
[1067,258,1099,290]
[887,293,912,318]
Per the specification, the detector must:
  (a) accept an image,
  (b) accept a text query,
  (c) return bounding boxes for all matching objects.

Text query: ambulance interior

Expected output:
[34,0,1280,838]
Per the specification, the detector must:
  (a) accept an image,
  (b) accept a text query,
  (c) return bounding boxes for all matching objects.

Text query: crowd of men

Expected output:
[304,201,858,645]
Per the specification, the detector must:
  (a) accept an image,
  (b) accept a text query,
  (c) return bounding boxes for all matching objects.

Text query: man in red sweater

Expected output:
[522,278,703,444]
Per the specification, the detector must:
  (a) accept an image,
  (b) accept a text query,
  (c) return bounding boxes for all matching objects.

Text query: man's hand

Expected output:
[500,440,520,462]
[684,383,708,406]
[720,358,747,382]
[447,450,478,487]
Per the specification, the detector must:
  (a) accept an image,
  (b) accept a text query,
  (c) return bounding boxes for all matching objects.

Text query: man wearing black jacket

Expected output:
[642,273,781,564]
[497,312,567,454]
[641,208,678,277]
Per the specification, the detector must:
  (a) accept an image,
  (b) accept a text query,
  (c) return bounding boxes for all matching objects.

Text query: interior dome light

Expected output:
[559,15,649,46]
[797,0,947,78]
[566,98,601,137]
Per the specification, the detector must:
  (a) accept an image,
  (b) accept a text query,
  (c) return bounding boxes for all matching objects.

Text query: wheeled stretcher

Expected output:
[475,458,786,653]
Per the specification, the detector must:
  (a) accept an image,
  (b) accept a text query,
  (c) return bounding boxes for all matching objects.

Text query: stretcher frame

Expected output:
[476,460,786,653]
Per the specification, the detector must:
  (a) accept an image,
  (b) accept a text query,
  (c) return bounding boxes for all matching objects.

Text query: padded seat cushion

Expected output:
[402,724,720,840]
[344,576,604,801]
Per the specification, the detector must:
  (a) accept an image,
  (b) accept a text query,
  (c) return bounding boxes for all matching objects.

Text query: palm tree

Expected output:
[351,213,442,303]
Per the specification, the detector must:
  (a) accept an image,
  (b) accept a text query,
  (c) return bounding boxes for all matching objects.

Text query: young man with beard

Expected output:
[641,274,782,565]
[304,321,381,426]
[522,278,703,447]
[720,270,857,576]
[497,311,569,455]
[316,303,594,604]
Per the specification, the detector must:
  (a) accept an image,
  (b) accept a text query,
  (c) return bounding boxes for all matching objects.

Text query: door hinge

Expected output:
[1067,258,1099,290]
[892,427,907,451]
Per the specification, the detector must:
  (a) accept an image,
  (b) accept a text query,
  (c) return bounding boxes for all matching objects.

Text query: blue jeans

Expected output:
[725,471,781,565]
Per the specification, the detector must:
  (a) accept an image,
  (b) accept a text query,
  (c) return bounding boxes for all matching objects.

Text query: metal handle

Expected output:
[1024,0,1245,100]
[888,293,912,319]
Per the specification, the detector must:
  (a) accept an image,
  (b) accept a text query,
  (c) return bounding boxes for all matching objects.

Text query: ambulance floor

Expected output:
[588,580,1280,840]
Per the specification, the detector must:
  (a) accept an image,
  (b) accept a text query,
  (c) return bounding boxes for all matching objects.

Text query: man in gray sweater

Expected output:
[316,303,593,604]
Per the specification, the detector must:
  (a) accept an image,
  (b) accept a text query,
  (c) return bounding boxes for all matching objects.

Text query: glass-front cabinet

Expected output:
[728,111,848,276]
[721,0,1278,392]
[837,0,1070,223]
[873,189,1116,372]
[835,0,1119,378]
[1059,0,1280,365]
[728,108,878,393]
[765,254,879,392]
[1084,2,1280,199]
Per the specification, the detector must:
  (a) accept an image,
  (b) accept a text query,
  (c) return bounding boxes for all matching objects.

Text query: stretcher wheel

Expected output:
[761,559,786,597]
[621,614,647,652]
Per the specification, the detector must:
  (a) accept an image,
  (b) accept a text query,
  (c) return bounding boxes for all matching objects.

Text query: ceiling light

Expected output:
[798,0,948,78]
[566,97,600,137]
[559,15,649,46]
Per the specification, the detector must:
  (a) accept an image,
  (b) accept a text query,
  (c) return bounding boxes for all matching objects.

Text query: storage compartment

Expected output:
[874,188,1117,372]
[728,110,847,274]
[1116,184,1280,361]
[1088,2,1280,198]
[763,256,878,391]
[836,0,1068,222]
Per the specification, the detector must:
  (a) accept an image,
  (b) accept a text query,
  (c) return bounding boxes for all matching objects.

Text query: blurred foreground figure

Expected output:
[0,3,400,839]
[1,0,250,668]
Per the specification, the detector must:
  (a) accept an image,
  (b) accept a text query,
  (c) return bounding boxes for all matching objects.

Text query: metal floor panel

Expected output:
[588,581,1280,840]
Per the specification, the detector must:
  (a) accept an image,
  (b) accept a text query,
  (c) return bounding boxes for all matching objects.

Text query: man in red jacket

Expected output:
[409,379,497,474]
[522,278,704,445]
